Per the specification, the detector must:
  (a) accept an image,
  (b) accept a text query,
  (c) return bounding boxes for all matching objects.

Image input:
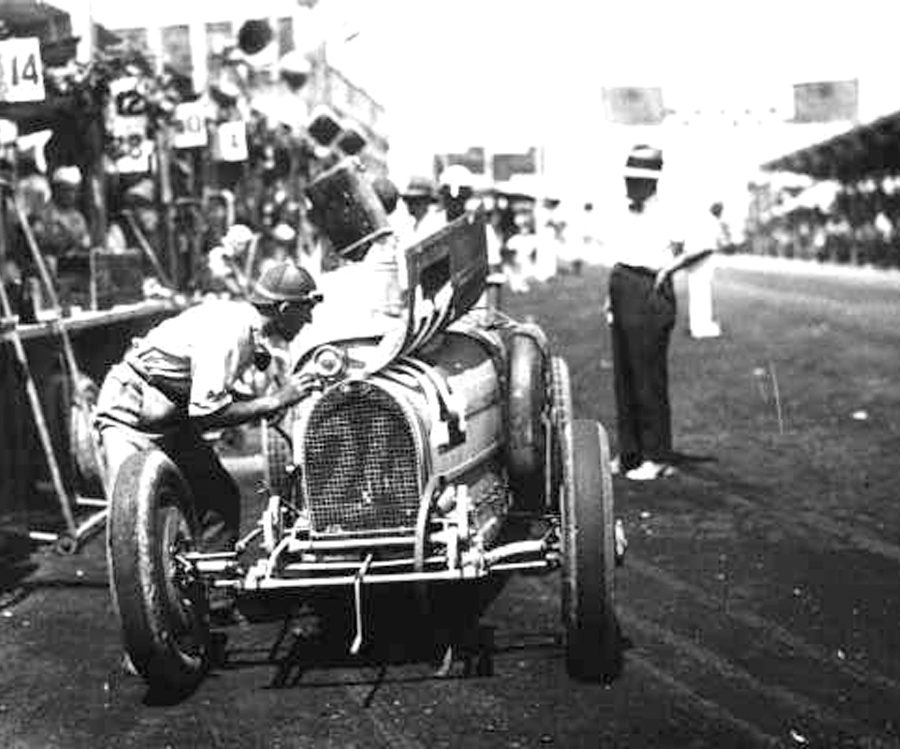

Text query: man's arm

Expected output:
[192,374,320,432]
[654,241,714,290]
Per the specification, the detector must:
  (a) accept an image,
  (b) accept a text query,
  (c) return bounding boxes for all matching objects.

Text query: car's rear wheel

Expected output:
[559,419,622,682]
[107,449,210,699]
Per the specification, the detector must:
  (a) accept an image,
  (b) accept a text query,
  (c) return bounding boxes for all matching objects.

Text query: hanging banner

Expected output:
[0,37,46,103]
[602,87,666,125]
[213,120,248,162]
[172,101,209,149]
[793,80,858,123]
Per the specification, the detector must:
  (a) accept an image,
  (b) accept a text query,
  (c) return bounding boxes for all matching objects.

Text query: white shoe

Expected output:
[610,456,621,475]
[625,460,676,481]
[691,323,721,339]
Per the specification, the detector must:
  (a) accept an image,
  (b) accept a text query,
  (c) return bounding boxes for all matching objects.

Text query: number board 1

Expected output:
[213,120,248,163]
[0,37,45,103]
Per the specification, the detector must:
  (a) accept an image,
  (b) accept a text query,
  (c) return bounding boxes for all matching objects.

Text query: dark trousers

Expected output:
[96,363,241,552]
[609,264,676,471]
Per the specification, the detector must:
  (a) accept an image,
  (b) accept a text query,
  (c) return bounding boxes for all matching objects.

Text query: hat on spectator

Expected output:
[124,179,155,206]
[624,145,663,180]
[439,164,474,199]
[279,50,312,91]
[248,261,322,306]
[51,165,82,187]
[271,223,296,245]
[224,223,254,247]
[401,176,436,200]
[237,19,273,56]
[372,175,399,215]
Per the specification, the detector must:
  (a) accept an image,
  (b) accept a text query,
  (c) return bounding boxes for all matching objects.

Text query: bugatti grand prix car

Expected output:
[106,166,625,699]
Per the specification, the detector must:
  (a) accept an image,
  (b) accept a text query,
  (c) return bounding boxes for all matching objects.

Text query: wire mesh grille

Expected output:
[302,385,421,535]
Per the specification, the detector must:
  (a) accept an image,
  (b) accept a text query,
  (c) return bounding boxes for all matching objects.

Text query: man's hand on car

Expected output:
[276,373,323,409]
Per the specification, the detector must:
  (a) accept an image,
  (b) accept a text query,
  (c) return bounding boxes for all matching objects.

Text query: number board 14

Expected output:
[0,38,45,103]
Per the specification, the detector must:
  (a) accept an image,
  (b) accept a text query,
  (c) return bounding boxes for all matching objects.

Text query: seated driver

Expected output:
[95,261,324,553]
[291,175,408,370]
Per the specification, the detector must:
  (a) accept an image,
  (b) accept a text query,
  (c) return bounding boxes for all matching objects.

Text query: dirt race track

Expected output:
[3,257,900,748]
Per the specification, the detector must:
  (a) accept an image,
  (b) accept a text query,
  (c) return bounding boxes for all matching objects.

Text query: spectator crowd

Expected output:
[747,174,900,268]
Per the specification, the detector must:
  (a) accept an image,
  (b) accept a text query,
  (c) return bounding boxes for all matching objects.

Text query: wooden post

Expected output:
[0,175,8,268]
[156,125,179,289]
[83,118,107,311]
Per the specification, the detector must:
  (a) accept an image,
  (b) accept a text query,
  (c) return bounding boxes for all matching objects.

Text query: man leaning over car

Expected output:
[95,261,324,554]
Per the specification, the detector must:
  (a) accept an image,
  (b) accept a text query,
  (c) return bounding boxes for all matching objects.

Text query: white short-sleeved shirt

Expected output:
[607,196,684,271]
[127,300,266,417]
[289,239,408,366]
[394,207,446,252]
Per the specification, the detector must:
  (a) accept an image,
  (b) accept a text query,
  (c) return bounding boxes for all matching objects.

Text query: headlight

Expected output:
[312,345,347,379]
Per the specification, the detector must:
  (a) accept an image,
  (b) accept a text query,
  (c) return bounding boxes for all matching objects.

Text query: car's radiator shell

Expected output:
[296,327,506,538]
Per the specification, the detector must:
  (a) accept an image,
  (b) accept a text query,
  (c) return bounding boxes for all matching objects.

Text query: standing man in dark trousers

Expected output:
[607,145,714,480]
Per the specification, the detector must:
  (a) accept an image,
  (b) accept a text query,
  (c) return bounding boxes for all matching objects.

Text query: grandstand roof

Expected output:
[762,111,900,181]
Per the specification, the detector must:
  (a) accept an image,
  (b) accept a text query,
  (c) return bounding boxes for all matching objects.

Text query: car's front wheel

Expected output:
[107,449,210,699]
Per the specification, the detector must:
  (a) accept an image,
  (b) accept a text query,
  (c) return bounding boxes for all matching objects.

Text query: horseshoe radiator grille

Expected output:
[302,384,422,536]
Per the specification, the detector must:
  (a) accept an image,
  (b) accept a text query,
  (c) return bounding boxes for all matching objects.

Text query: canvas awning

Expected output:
[0,0,67,27]
[762,110,900,182]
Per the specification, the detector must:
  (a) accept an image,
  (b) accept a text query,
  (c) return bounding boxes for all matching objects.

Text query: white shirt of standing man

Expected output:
[607,193,684,271]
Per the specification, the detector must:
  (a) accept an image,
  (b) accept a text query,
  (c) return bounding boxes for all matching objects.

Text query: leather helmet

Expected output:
[248,262,322,306]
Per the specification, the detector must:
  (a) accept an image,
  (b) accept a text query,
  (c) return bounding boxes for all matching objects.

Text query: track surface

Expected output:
[2,257,900,748]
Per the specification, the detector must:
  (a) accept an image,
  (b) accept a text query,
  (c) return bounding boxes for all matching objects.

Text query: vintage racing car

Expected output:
[106,165,625,699]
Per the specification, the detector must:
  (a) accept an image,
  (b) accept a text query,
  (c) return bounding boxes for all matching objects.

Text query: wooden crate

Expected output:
[56,250,146,310]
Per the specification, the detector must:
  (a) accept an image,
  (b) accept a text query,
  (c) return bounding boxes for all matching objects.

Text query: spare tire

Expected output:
[44,372,105,495]
[69,375,105,492]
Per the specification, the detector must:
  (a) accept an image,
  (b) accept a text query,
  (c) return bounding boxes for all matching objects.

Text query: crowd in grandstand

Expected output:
[748,174,900,268]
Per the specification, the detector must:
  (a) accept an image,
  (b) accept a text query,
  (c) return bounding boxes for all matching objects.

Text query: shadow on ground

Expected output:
[222,578,511,692]
[0,530,38,605]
